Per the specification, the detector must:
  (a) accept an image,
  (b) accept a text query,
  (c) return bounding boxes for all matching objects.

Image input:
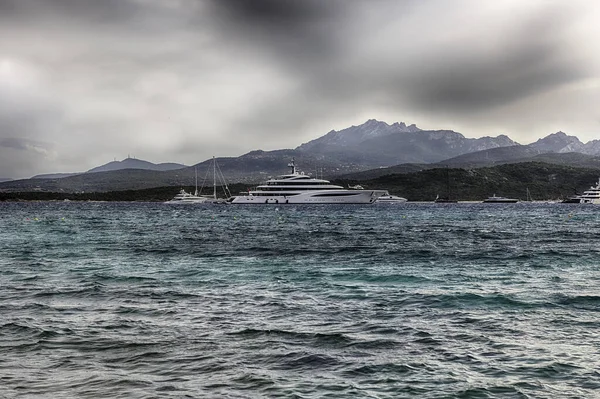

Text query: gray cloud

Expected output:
[0,0,599,178]
[0,137,53,154]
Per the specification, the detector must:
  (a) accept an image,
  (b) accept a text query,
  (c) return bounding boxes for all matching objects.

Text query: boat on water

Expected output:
[434,166,457,203]
[198,156,232,204]
[166,157,232,204]
[562,178,600,204]
[483,194,519,203]
[376,191,407,203]
[166,166,209,204]
[434,194,457,204]
[167,188,209,204]
[230,159,386,204]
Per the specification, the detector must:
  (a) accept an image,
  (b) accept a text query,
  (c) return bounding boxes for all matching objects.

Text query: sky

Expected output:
[1,0,599,179]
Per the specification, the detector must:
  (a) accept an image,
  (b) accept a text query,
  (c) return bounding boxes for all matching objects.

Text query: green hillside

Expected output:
[336,162,600,201]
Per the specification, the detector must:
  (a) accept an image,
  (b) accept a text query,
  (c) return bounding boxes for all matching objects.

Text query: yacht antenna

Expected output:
[288,158,296,174]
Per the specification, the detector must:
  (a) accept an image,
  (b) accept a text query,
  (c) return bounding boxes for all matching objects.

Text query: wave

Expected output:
[229,328,354,348]
[553,294,600,311]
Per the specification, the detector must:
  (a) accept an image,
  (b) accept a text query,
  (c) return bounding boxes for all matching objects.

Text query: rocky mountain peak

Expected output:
[530,131,584,153]
[392,121,421,132]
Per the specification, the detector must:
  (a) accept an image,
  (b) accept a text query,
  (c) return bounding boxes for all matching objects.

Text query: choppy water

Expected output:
[1,202,599,398]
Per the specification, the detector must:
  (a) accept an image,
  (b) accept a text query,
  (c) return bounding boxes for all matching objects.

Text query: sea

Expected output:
[1,201,599,398]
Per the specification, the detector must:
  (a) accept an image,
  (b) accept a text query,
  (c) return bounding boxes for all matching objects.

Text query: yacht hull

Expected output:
[376,195,408,203]
[562,197,600,204]
[231,190,386,204]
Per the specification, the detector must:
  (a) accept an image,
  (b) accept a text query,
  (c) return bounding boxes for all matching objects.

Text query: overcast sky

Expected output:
[1,0,599,178]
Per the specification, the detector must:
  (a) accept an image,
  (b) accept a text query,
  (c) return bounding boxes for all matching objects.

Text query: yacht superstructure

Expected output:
[166,167,209,204]
[231,159,386,204]
[562,178,600,204]
[166,188,209,204]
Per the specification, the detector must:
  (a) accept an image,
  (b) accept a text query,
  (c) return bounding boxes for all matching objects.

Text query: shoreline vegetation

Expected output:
[1,162,599,202]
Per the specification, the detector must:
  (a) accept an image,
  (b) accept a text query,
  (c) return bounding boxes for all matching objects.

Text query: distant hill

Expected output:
[28,157,187,181]
[438,132,600,168]
[0,178,13,183]
[341,150,600,182]
[336,162,600,201]
[3,161,599,203]
[87,157,186,173]
[338,163,429,180]
[31,172,81,179]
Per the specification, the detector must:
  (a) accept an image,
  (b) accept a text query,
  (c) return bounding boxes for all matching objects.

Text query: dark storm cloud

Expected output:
[196,0,594,138]
[390,5,589,113]
[209,0,325,29]
[204,0,349,65]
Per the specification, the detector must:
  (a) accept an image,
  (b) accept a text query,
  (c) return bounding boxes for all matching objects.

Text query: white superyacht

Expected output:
[562,178,600,204]
[231,159,386,204]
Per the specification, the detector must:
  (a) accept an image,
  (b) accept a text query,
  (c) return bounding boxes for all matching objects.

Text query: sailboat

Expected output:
[198,156,232,204]
[526,187,532,202]
[434,166,458,203]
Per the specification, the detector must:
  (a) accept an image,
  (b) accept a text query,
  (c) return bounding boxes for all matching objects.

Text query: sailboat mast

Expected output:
[195,167,198,196]
[213,156,217,200]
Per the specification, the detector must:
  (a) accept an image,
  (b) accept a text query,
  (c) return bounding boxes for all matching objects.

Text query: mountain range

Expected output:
[1,119,599,193]
[297,119,517,167]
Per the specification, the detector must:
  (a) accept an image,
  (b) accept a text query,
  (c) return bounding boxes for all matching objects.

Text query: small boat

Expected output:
[561,178,600,204]
[483,194,519,203]
[166,167,209,204]
[166,188,209,204]
[434,194,457,203]
[435,166,457,203]
[376,191,407,203]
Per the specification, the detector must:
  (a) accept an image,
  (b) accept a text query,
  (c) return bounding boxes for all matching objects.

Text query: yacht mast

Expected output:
[213,156,217,200]
[194,167,198,196]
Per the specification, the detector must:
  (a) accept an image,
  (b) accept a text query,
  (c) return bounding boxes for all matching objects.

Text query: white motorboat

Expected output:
[166,188,209,204]
[376,191,407,203]
[166,166,209,204]
[230,159,386,204]
[482,194,519,203]
[562,178,600,204]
